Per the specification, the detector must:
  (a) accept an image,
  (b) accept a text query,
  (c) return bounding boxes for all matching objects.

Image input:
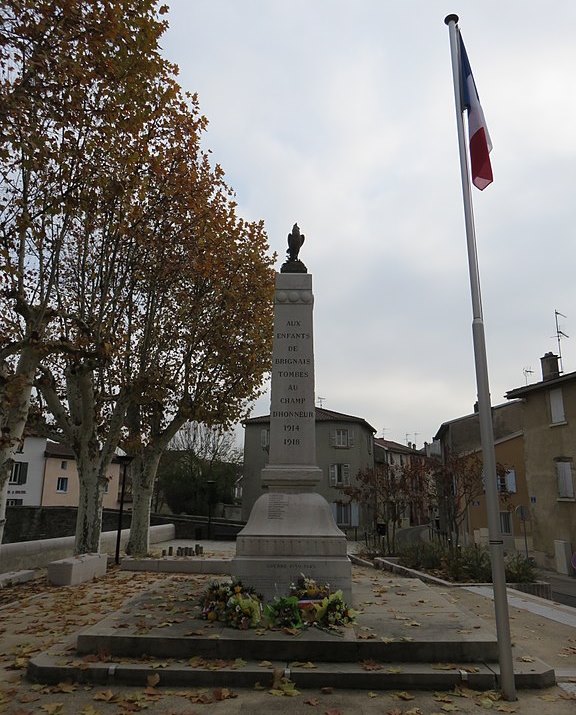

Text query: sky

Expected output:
[160,1,576,447]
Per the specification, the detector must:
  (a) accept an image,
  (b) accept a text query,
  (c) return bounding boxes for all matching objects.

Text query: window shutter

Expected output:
[329,464,337,487]
[556,462,574,498]
[18,463,28,485]
[260,429,269,449]
[348,430,355,447]
[505,470,517,493]
[550,388,565,423]
[351,501,360,527]
[331,502,338,521]
[343,464,350,486]
[329,431,336,447]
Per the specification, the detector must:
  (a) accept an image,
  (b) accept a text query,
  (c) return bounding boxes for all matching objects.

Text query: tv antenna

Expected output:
[523,367,534,385]
[554,310,568,373]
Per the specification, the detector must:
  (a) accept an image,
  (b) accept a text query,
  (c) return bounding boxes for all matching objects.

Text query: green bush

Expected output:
[398,542,444,571]
[505,553,537,583]
[399,542,536,584]
[460,545,492,583]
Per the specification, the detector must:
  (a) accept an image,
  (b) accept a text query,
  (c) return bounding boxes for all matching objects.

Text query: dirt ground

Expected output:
[0,565,575,714]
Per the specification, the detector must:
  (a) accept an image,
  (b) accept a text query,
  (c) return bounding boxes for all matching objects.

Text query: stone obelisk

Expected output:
[232,224,351,602]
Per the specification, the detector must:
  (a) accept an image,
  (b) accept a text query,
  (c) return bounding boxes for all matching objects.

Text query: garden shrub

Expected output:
[505,553,537,583]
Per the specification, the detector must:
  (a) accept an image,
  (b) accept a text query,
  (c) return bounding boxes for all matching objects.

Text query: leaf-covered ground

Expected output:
[0,564,575,714]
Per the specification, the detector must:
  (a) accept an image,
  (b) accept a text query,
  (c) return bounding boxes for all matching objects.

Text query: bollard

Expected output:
[168,546,173,556]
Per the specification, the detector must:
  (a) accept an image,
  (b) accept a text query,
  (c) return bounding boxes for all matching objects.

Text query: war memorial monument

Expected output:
[232,224,352,601]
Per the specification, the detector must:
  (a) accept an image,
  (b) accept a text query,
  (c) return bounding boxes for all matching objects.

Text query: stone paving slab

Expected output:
[27,564,556,689]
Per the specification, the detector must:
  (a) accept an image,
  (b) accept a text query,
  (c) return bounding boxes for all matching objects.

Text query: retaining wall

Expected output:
[0,524,175,574]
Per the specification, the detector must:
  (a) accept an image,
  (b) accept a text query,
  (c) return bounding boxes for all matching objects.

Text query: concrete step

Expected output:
[25,570,557,691]
[28,648,555,691]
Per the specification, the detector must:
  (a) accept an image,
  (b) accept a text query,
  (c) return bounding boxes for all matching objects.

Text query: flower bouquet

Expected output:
[263,595,304,630]
[313,590,356,628]
[199,580,262,629]
[289,573,331,600]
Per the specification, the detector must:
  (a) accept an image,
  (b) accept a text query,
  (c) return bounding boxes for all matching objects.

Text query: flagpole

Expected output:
[444,14,516,701]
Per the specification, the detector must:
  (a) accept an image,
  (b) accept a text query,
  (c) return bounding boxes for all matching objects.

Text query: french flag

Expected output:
[459,34,493,190]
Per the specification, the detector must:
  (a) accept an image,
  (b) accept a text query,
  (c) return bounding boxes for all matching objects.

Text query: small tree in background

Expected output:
[154,423,241,515]
[423,451,511,551]
[340,462,418,554]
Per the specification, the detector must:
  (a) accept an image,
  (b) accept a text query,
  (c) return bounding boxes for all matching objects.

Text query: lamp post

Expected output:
[206,479,215,539]
[115,455,133,565]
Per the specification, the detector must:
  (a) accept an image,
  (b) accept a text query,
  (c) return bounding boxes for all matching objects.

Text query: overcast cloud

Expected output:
[160,0,576,446]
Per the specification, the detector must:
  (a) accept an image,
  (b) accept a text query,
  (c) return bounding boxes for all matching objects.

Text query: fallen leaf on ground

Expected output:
[304,696,320,706]
[93,690,119,703]
[392,691,415,701]
[213,687,237,701]
[146,673,160,687]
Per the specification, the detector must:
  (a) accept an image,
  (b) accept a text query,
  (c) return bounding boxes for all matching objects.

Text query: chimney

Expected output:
[541,352,560,381]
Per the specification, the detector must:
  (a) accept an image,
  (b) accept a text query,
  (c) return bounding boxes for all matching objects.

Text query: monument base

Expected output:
[232,492,352,602]
[261,464,323,491]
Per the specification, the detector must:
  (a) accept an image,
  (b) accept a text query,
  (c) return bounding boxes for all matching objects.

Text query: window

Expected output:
[56,477,69,493]
[556,460,575,499]
[334,429,349,448]
[498,469,517,494]
[260,429,270,450]
[549,388,566,424]
[499,511,512,535]
[335,502,351,525]
[331,428,354,448]
[61,460,68,470]
[329,463,350,487]
[9,462,27,485]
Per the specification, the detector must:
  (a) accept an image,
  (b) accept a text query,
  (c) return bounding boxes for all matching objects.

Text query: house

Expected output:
[7,436,122,510]
[432,400,529,552]
[6,434,46,506]
[373,438,430,529]
[505,352,576,572]
[41,441,122,510]
[241,407,376,533]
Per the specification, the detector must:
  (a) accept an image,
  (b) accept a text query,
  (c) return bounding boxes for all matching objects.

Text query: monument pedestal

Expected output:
[233,245,351,603]
[232,492,351,602]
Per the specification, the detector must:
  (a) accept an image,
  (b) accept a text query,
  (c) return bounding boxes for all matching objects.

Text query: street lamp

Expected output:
[115,455,133,565]
[206,479,216,539]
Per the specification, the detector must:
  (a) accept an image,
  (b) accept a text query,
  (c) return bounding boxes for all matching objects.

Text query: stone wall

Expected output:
[3,506,244,544]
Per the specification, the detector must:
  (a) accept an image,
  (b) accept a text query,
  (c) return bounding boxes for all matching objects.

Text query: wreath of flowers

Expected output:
[198,576,354,633]
[199,580,262,630]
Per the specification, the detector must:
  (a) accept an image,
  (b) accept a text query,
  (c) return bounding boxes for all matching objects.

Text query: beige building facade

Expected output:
[433,401,530,551]
[506,353,576,571]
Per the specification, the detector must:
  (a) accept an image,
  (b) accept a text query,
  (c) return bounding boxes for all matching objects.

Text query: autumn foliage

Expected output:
[0,1,274,552]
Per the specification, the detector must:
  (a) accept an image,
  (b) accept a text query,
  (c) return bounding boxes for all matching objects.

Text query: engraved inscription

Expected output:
[267,493,289,520]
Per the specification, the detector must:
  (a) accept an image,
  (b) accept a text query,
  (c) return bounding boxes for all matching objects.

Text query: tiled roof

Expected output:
[44,441,75,458]
[374,437,416,454]
[506,369,576,399]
